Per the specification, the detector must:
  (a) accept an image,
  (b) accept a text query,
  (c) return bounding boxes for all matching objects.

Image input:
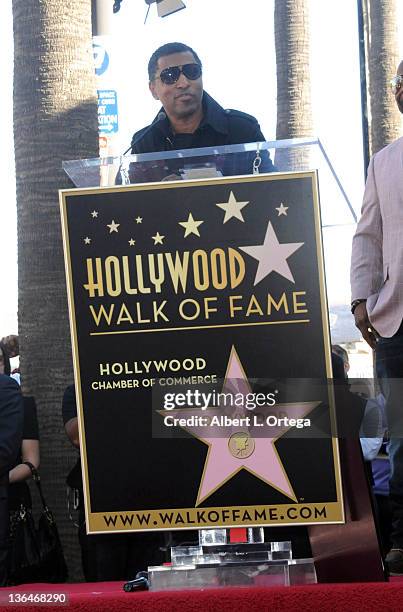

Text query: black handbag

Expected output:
[8,504,41,585]
[7,463,68,585]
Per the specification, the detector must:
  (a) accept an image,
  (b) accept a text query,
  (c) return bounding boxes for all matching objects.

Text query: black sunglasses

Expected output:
[156,63,202,85]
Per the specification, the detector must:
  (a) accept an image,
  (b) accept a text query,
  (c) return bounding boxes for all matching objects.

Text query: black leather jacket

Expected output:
[127,92,274,179]
[132,92,269,152]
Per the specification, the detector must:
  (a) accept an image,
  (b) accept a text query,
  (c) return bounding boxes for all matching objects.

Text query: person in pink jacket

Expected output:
[351,59,403,575]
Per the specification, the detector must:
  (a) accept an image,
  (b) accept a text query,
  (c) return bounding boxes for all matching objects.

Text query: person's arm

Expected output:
[0,376,23,477]
[351,155,383,348]
[62,385,80,448]
[65,417,80,448]
[8,439,40,483]
[353,301,376,349]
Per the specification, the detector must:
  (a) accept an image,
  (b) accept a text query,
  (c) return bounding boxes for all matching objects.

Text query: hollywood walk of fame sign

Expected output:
[60,171,344,533]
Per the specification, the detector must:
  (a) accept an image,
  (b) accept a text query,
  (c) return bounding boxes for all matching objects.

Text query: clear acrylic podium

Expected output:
[63,138,384,587]
[63,136,357,344]
[63,136,355,228]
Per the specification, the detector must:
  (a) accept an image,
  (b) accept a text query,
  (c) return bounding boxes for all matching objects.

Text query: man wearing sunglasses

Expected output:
[130,42,273,173]
[351,60,403,576]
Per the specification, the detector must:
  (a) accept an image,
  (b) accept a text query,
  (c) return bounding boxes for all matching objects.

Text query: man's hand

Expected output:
[353,301,377,349]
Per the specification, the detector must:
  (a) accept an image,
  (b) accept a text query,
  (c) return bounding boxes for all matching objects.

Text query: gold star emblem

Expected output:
[91,210,98,218]
[216,191,249,223]
[83,237,91,244]
[128,238,136,246]
[135,216,143,224]
[152,232,165,245]
[228,432,255,459]
[107,220,120,233]
[275,203,288,216]
[179,212,204,237]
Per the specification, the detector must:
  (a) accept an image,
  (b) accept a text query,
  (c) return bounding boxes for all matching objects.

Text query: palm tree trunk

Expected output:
[367,0,400,155]
[13,0,98,580]
[274,0,313,170]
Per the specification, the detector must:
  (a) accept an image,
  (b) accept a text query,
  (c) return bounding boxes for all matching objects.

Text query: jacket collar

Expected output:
[152,91,229,136]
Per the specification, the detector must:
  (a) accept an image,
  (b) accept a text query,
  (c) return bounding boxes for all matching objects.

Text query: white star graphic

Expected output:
[240,221,304,285]
[128,238,136,246]
[91,210,98,218]
[179,213,204,237]
[84,237,91,245]
[152,232,165,245]
[107,220,120,233]
[275,203,288,216]
[216,191,249,223]
[135,216,143,224]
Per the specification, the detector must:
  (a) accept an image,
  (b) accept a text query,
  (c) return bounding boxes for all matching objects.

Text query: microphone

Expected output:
[122,572,149,592]
[117,110,168,184]
[122,143,133,155]
[125,111,168,154]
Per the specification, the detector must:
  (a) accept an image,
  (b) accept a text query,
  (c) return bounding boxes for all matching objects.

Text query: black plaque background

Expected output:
[61,173,340,521]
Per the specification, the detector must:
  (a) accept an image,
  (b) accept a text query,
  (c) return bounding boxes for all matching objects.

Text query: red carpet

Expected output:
[1,580,403,611]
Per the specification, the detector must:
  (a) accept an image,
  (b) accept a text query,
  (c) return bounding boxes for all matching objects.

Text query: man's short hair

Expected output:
[148,42,202,81]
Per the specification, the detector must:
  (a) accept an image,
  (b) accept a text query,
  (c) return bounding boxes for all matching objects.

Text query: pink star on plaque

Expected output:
[240,221,304,285]
[160,347,319,506]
